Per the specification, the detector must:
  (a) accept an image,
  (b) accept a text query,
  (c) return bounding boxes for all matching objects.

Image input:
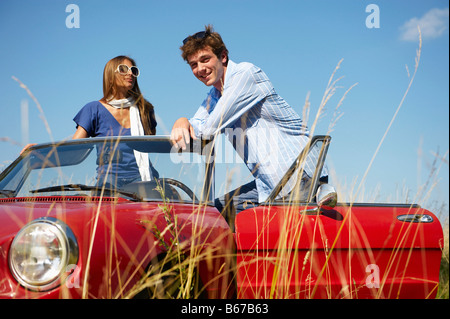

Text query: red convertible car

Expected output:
[0,135,444,299]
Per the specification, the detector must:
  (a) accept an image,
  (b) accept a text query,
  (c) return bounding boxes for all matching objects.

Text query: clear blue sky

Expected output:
[0,0,448,214]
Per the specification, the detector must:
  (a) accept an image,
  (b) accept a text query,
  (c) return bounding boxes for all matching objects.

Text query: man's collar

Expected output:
[221,59,235,93]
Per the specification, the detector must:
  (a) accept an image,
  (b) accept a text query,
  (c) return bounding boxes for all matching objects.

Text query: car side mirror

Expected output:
[316,184,337,209]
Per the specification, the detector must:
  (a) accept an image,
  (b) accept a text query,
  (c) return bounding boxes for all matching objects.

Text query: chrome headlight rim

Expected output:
[8,217,79,292]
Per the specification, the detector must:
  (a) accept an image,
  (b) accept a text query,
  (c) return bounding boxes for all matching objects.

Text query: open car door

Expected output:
[234,136,443,299]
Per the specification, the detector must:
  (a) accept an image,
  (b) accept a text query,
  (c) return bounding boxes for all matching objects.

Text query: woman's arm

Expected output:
[20,125,88,155]
[73,126,89,139]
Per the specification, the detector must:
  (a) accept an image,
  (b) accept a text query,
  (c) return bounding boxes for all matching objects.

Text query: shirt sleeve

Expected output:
[73,101,98,137]
[190,64,271,138]
[189,99,211,137]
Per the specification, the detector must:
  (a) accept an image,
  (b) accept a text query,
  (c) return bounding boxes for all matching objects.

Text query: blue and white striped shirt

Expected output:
[189,60,325,202]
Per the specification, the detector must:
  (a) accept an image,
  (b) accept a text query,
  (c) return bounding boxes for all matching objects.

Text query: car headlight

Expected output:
[8,217,78,291]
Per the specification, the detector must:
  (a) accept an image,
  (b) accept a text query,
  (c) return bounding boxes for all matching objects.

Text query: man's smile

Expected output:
[187,47,227,91]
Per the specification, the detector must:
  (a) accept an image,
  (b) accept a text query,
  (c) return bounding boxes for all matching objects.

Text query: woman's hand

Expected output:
[20,143,36,155]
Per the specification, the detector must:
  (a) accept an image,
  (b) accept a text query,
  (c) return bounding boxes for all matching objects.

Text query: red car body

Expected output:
[0,199,233,299]
[235,204,442,299]
[0,136,443,299]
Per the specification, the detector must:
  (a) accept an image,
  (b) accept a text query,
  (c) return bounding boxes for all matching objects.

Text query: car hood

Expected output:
[0,196,223,244]
[0,197,107,239]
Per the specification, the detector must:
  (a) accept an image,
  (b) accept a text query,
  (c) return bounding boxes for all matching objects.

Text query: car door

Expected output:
[234,136,443,299]
[235,136,334,298]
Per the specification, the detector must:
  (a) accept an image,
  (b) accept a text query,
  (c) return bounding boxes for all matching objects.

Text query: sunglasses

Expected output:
[115,64,140,77]
[182,31,208,45]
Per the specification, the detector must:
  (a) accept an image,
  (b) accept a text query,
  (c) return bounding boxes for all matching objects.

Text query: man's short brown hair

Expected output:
[180,25,229,63]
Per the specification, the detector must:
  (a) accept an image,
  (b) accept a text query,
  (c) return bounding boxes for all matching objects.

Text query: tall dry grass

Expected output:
[436,211,449,299]
[2,26,448,299]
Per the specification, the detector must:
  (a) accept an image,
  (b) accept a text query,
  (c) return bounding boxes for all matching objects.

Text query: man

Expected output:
[171,25,327,218]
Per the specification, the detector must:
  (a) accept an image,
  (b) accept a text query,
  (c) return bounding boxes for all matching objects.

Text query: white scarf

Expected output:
[107,97,151,181]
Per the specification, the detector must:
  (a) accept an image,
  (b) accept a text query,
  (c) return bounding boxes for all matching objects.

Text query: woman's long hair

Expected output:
[102,55,157,135]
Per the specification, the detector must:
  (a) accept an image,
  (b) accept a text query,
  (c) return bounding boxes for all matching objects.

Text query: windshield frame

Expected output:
[264,135,331,205]
[0,136,215,205]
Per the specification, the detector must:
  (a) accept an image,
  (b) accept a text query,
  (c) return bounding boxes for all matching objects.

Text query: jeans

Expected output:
[214,180,259,228]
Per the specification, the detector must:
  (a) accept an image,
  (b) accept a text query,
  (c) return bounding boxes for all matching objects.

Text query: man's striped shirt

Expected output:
[189,60,326,202]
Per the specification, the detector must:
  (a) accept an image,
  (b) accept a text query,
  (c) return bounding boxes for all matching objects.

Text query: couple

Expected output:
[73,25,327,218]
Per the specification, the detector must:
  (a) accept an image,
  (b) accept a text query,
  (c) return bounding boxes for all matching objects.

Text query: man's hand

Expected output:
[170,117,197,149]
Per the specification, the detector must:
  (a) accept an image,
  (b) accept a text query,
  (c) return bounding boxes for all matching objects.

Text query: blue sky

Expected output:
[0,0,448,213]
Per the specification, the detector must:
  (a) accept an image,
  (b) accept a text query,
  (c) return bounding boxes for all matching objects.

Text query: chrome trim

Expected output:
[299,207,320,215]
[266,135,331,203]
[316,184,337,209]
[8,217,79,291]
[397,214,434,223]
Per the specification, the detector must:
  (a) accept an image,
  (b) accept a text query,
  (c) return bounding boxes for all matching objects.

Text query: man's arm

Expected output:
[171,63,270,146]
[196,66,268,137]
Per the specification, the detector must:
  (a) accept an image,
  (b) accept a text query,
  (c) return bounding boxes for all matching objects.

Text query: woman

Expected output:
[73,56,158,187]
[73,55,156,138]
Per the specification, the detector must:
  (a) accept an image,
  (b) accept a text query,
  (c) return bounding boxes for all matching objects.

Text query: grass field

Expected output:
[2,26,448,299]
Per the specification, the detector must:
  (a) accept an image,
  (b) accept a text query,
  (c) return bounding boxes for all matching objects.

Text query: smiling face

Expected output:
[187,47,228,91]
